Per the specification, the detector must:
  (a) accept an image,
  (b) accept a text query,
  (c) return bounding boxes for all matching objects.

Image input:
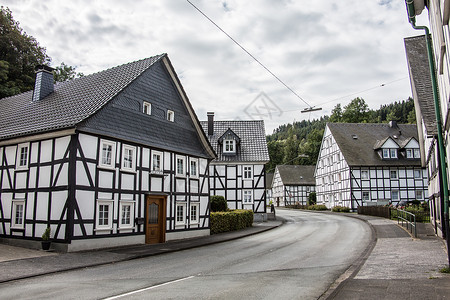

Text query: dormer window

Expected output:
[223,139,235,153]
[390,149,397,159]
[406,148,420,159]
[381,148,398,159]
[382,149,389,159]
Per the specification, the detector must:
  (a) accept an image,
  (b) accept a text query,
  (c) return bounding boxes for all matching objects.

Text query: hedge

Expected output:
[307,204,328,211]
[210,209,254,234]
[331,206,350,213]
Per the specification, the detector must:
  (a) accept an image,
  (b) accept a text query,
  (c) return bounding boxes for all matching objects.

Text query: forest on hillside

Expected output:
[266,97,416,172]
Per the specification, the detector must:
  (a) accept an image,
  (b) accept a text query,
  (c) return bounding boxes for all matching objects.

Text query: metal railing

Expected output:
[397,209,417,237]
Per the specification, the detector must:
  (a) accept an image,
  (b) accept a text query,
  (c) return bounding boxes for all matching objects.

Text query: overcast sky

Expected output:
[4,0,429,133]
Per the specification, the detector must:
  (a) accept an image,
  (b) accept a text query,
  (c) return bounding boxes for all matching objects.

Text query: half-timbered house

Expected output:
[405,35,444,237]
[315,122,428,210]
[0,54,216,252]
[200,113,269,213]
[272,165,316,206]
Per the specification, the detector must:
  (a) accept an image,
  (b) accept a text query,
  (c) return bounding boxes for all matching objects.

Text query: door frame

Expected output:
[145,194,167,244]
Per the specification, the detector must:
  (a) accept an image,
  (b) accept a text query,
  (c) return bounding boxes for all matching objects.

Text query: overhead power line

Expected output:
[186,0,313,109]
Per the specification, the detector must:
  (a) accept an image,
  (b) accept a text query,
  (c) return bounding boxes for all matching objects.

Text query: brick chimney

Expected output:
[207,112,214,136]
[32,65,54,102]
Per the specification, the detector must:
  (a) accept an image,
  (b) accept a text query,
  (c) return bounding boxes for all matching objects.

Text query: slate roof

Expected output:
[199,120,270,163]
[327,122,421,167]
[276,165,316,186]
[404,35,438,135]
[0,54,165,140]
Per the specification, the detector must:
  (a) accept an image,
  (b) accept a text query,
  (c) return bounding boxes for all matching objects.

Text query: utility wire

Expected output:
[186,0,312,108]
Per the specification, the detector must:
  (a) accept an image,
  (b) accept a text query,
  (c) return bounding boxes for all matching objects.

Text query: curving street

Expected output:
[0,209,372,300]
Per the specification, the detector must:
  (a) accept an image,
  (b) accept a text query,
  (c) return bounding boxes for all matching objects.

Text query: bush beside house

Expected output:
[210,210,254,234]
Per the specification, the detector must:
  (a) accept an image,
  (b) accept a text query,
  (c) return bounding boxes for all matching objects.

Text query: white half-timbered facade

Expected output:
[200,114,270,213]
[0,54,216,252]
[272,165,316,206]
[315,122,428,210]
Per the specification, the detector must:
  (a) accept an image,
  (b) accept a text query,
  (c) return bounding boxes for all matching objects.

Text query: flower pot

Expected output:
[41,241,51,250]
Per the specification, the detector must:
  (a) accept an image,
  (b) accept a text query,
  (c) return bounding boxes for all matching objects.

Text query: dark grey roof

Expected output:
[200,120,270,163]
[0,54,165,140]
[404,35,438,135]
[276,165,316,186]
[327,122,421,167]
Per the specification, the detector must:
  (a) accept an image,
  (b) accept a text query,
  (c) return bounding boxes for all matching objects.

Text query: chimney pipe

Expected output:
[207,112,214,135]
[32,65,54,102]
[389,120,398,128]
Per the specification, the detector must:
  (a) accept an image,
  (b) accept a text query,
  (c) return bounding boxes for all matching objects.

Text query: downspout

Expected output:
[405,0,450,266]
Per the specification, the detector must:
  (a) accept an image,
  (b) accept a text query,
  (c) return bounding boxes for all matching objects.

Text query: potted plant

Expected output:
[41,226,51,250]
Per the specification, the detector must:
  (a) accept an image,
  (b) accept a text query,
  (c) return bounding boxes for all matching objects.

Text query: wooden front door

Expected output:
[145,195,166,244]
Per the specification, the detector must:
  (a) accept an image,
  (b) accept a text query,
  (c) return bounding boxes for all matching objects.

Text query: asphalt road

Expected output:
[0,209,372,299]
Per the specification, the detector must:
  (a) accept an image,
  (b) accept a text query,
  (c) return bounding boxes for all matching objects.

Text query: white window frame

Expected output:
[167,110,175,122]
[11,199,25,229]
[143,101,152,115]
[390,170,398,179]
[96,200,113,230]
[415,190,423,200]
[119,201,135,229]
[361,170,369,180]
[382,149,389,159]
[190,158,198,178]
[390,149,397,158]
[413,148,420,158]
[121,144,136,172]
[16,143,30,170]
[414,169,421,178]
[391,190,399,201]
[243,190,253,204]
[175,203,186,226]
[99,140,116,169]
[223,139,235,153]
[406,149,413,158]
[243,166,253,180]
[190,203,199,225]
[151,150,163,173]
[362,191,370,201]
[176,155,185,177]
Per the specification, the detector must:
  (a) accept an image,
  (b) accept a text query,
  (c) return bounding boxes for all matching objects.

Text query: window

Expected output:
[11,200,25,229]
[390,149,397,158]
[391,190,399,201]
[176,203,186,226]
[151,151,163,173]
[223,139,235,153]
[143,102,152,115]
[119,201,135,229]
[176,156,185,176]
[243,190,253,204]
[190,159,198,177]
[190,203,199,224]
[413,149,420,158]
[416,190,423,200]
[100,140,116,169]
[243,166,252,180]
[167,110,175,122]
[121,145,136,172]
[390,170,398,179]
[361,170,369,180]
[406,149,413,158]
[362,191,370,201]
[414,169,421,178]
[16,143,29,169]
[382,149,389,159]
[96,200,113,230]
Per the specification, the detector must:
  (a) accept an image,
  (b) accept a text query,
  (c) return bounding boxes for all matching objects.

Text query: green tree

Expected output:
[329,104,343,122]
[53,62,84,83]
[341,97,369,123]
[0,6,50,98]
[297,128,324,165]
[266,140,284,172]
[308,192,317,206]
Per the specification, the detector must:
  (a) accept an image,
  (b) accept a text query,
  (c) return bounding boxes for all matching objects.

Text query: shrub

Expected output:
[210,195,228,212]
[307,204,327,211]
[42,227,51,241]
[308,192,317,206]
[332,206,350,213]
[210,209,254,234]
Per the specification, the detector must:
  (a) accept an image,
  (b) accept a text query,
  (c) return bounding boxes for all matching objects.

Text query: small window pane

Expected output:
[148,203,159,224]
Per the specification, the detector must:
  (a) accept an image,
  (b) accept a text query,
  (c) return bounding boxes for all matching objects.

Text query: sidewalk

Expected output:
[0,220,282,283]
[324,214,450,300]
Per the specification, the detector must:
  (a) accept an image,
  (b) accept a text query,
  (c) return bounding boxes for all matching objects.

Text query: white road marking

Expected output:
[102,276,195,300]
